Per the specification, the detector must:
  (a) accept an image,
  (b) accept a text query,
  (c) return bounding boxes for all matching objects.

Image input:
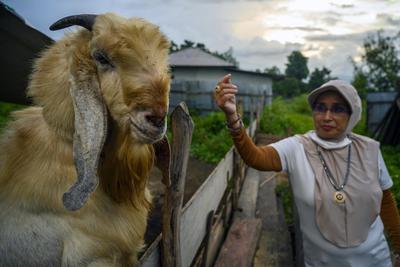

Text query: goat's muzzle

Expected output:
[146,114,166,128]
[129,109,167,144]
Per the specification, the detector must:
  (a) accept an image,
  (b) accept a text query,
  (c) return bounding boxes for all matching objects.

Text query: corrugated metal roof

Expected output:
[169,47,235,67]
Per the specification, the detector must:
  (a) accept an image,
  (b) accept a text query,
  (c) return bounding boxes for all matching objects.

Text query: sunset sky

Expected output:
[4,0,400,81]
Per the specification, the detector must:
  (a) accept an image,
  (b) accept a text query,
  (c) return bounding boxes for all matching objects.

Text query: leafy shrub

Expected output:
[190,112,233,164]
[260,94,313,136]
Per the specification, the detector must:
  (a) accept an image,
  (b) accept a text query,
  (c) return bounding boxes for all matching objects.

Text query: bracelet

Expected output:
[225,114,243,133]
[225,114,241,128]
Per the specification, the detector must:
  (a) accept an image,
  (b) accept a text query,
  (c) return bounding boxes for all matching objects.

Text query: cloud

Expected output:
[4,0,400,82]
[270,26,325,32]
[305,32,367,43]
[330,3,354,9]
[376,13,400,26]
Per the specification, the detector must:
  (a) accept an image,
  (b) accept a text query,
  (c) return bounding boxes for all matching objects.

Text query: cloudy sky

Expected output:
[4,0,400,81]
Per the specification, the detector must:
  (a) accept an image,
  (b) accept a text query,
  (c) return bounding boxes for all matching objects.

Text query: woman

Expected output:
[214,74,400,267]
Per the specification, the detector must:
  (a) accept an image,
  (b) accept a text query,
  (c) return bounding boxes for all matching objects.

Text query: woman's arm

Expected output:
[230,127,282,172]
[380,189,400,265]
[214,74,282,172]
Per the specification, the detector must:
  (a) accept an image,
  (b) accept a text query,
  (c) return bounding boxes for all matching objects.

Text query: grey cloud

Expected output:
[330,3,354,9]
[268,26,325,32]
[235,37,302,57]
[376,13,400,26]
[306,28,399,44]
[306,32,367,43]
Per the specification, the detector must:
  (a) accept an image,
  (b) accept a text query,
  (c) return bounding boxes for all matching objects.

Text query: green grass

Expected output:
[381,145,400,208]
[0,101,26,132]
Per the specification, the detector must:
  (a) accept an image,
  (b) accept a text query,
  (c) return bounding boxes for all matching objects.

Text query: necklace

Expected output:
[316,143,352,204]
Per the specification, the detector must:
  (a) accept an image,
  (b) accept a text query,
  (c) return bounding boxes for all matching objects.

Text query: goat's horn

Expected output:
[49,14,97,31]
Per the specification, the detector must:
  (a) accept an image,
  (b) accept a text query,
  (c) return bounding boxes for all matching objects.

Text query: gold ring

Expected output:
[215,85,222,94]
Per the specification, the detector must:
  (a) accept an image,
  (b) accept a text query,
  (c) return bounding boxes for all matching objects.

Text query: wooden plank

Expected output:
[214,218,262,267]
[179,148,234,267]
[138,235,162,267]
[236,168,260,218]
[202,211,226,267]
[162,102,194,267]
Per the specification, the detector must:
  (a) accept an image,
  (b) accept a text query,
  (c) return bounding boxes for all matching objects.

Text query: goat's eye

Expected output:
[93,51,113,67]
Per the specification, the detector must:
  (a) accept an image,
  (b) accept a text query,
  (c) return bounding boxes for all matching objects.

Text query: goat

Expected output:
[0,13,171,266]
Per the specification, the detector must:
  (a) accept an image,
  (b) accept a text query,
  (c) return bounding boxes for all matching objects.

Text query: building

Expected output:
[0,2,53,105]
[169,47,273,115]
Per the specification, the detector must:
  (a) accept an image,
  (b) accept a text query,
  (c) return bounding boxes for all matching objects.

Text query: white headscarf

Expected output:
[308,80,362,140]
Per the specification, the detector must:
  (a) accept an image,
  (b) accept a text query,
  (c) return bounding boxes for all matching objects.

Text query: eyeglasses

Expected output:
[312,103,351,116]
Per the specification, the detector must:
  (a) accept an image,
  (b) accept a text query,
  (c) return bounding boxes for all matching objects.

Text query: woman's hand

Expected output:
[214,74,238,116]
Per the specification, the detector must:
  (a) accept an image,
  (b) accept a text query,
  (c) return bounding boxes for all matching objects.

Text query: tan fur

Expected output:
[0,13,170,266]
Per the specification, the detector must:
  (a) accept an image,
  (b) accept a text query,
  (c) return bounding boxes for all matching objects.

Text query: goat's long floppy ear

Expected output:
[49,14,97,31]
[62,75,108,211]
[153,136,171,186]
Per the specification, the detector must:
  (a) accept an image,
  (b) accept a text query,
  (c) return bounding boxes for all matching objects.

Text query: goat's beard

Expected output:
[99,126,154,209]
[129,110,166,144]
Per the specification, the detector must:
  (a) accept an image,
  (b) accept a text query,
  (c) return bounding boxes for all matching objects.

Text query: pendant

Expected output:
[334,191,345,204]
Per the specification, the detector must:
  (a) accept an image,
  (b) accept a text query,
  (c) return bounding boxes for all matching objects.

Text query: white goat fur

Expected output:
[0,13,171,266]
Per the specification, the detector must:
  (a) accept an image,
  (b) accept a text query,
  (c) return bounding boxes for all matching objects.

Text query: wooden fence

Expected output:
[138,99,263,267]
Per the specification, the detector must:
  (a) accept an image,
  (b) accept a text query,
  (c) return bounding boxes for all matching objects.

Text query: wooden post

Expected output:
[162,102,194,267]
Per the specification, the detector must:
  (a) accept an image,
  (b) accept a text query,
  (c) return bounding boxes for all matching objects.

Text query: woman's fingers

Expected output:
[219,89,238,97]
[219,82,237,89]
[215,74,237,114]
[218,73,232,85]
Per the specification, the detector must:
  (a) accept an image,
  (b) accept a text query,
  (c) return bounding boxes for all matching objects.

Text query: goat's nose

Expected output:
[146,114,166,128]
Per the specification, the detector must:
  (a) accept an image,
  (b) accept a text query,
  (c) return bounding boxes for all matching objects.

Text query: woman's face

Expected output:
[312,91,350,140]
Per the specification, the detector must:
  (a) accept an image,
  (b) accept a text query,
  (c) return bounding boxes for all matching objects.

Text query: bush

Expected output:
[190,112,233,164]
[260,94,313,136]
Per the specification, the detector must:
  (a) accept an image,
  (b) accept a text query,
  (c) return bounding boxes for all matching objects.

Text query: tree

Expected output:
[264,66,282,76]
[211,47,239,67]
[285,51,309,81]
[308,67,335,90]
[170,41,179,53]
[351,69,368,95]
[273,77,301,98]
[355,30,400,92]
[180,39,195,49]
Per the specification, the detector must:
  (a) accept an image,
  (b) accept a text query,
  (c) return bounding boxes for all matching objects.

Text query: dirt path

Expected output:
[253,133,294,267]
